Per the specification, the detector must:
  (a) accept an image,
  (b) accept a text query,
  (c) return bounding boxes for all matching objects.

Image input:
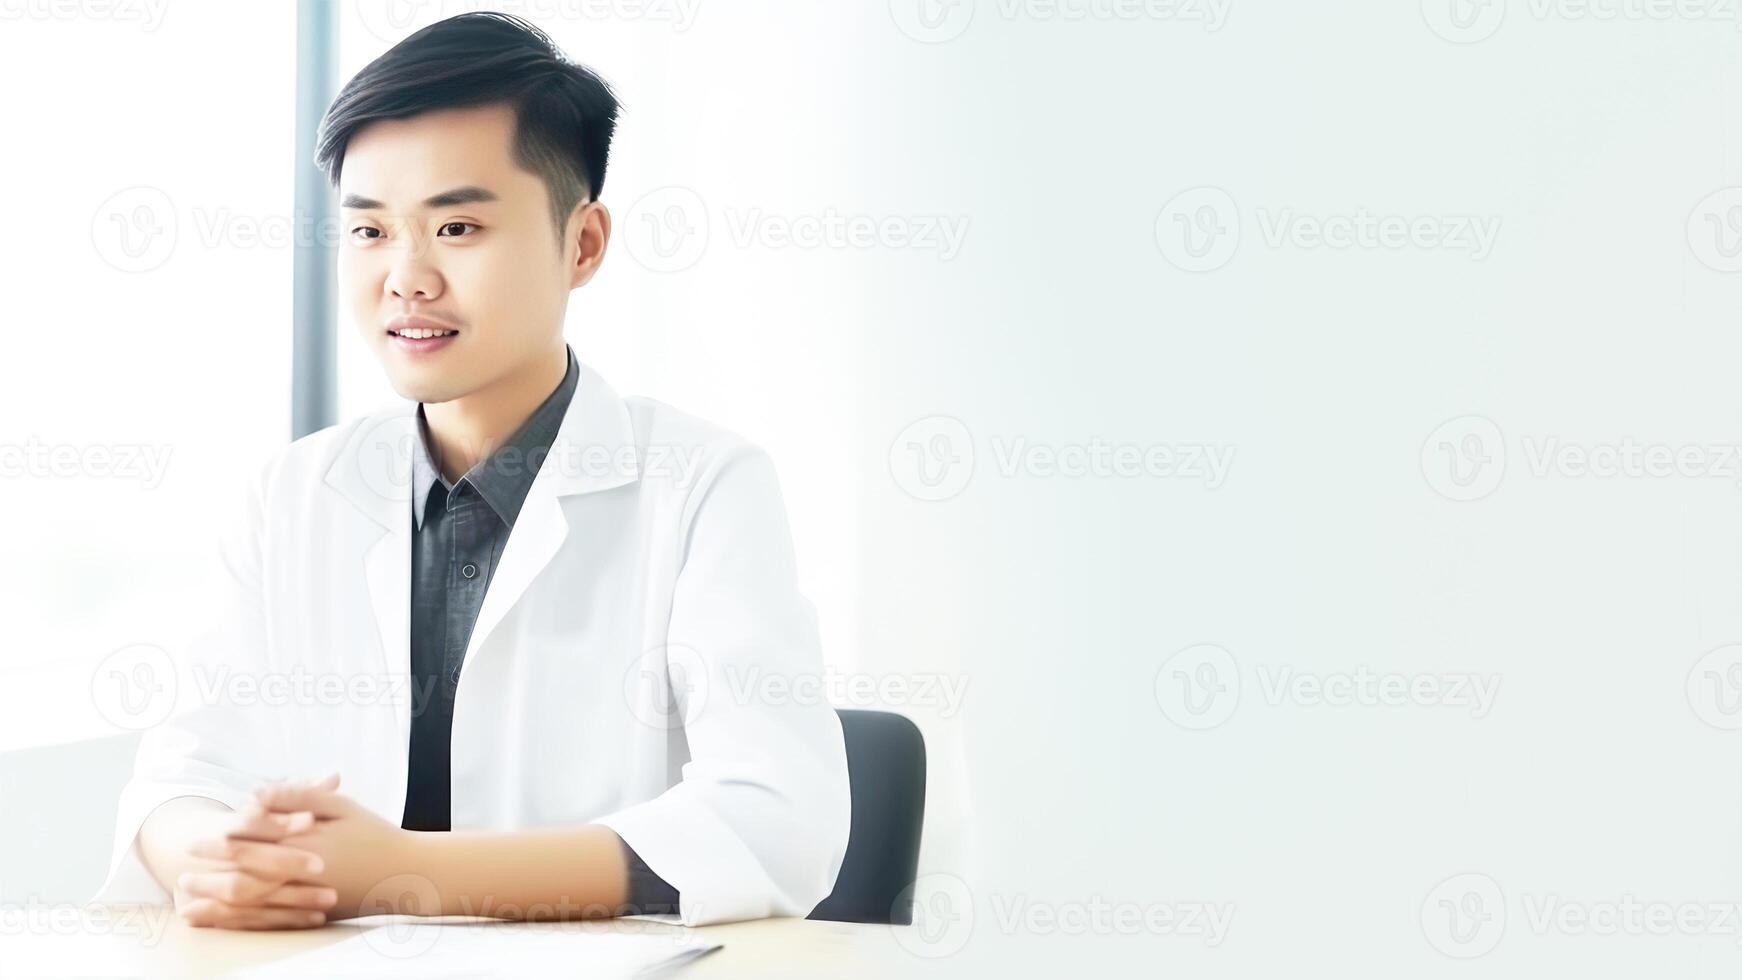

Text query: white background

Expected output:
[6,0,1742,975]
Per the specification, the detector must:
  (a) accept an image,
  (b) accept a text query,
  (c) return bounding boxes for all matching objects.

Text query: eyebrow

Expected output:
[340,185,500,210]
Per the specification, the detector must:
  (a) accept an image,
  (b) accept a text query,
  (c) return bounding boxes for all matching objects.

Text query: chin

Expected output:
[385,371,462,406]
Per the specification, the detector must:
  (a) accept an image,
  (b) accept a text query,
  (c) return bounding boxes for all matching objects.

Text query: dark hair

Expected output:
[314,12,620,242]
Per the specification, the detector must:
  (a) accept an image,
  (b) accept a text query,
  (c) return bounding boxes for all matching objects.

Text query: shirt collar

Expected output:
[411,344,580,531]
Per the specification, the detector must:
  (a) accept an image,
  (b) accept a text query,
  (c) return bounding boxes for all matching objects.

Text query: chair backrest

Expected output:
[807,709,927,925]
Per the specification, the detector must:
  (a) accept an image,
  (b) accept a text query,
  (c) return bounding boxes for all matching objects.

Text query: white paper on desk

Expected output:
[232,917,721,979]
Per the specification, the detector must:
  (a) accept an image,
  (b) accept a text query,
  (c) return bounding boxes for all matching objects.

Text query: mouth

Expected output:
[387,327,459,339]
[386,324,460,354]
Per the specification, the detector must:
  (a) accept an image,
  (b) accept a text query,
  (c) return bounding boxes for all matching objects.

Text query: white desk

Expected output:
[0,905,909,978]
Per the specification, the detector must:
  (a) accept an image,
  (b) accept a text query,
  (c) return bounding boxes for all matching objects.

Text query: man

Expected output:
[93,12,850,930]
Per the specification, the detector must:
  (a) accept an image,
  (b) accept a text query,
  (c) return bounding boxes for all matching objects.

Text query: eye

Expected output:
[350,226,382,241]
[438,222,479,237]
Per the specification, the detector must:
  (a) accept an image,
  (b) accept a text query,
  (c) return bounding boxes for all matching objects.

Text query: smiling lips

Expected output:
[386,316,459,354]
[386,315,460,346]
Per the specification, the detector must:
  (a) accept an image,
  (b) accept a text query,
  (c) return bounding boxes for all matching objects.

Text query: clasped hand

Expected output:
[175,773,415,930]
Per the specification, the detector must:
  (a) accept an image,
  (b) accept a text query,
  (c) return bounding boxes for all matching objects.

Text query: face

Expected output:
[337,102,609,404]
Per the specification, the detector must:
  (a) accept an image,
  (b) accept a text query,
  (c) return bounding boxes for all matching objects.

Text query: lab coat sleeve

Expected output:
[89,459,286,905]
[595,445,852,926]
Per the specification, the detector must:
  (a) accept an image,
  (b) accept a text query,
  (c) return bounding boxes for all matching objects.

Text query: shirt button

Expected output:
[462,563,477,579]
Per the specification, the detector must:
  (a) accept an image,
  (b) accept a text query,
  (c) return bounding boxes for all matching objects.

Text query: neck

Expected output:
[423,341,567,484]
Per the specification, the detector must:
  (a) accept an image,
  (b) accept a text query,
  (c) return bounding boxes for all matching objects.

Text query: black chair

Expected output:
[807,709,927,925]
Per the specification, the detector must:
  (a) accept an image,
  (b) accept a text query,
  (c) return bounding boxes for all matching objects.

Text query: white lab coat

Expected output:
[92,361,852,926]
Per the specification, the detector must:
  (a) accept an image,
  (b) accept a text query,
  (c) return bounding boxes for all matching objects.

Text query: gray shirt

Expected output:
[399,343,678,913]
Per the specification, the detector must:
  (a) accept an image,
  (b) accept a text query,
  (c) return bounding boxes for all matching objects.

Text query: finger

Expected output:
[180,899,326,930]
[178,871,280,907]
[252,784,347,819]
[260,772,340,795]
[225,806,316,841]
[258,883,340,911]
[178,869,336,911]
[189,837,325,879]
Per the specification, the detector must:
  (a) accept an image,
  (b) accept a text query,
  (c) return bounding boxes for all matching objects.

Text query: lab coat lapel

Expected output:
[454,362,642,678]
[324,364,640,739]
[461,474,566,676]
[324,405,421,756]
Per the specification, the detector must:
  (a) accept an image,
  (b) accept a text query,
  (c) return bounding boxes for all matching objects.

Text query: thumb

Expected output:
[254,779,348,819]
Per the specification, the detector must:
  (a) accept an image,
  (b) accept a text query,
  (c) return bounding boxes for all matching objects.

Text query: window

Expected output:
[0,5,297,750]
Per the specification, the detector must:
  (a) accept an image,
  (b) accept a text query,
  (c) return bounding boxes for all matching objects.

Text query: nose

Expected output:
[384,237,443,303]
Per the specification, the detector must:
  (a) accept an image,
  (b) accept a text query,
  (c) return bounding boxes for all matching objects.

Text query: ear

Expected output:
[567,200,612,290]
